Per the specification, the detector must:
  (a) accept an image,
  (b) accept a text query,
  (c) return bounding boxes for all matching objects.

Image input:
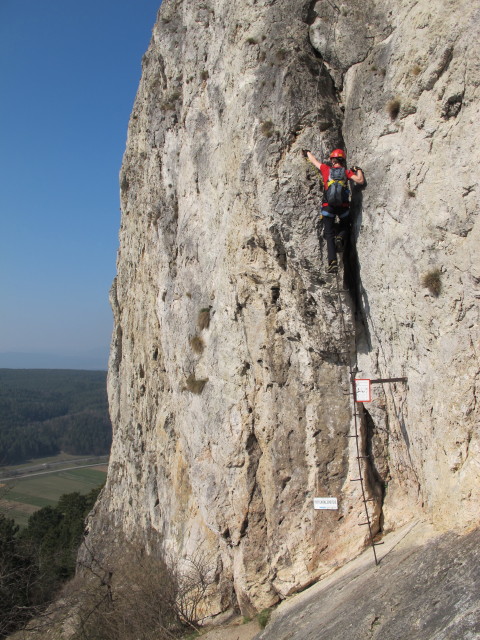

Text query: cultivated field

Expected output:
[1,462,107,527]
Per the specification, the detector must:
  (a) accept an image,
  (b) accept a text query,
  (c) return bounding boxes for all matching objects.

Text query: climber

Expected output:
[303,149,364,273]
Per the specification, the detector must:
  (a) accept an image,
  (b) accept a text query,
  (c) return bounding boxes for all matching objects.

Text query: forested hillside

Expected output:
[0,370,111,465]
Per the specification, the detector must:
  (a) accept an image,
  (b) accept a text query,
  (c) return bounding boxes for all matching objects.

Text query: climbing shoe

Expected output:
[335,236,344,253]
[327,259,338,273]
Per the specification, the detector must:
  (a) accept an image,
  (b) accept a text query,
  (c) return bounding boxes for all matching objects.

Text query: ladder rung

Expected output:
[374,542,385,546]
[364,498,375,502]
[358,522,370,526]
[357,455,370,459]
[346,434,359,438]
[350,478,363,482]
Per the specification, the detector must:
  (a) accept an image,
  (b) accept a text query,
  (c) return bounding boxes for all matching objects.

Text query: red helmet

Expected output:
[330,148,346,159]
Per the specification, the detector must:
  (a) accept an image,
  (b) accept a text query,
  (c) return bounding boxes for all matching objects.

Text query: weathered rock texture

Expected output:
[256,526,480,640]
[337,0,480,530]
[85,0,480,617]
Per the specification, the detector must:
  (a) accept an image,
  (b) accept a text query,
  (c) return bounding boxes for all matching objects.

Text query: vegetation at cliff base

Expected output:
[1,483,217,639]
[0,488,101,638]
[0,369,112,466]
[73,543,216,640]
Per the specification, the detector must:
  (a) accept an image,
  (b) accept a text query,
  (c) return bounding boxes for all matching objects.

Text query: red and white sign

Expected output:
[355,379,371,402]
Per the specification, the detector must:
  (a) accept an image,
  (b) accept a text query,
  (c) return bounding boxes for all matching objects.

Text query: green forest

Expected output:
[0,488,101,637]
[0,369,112,465]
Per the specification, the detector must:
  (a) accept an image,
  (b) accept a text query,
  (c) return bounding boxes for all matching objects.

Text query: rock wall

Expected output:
[334,0,480,530]
[86,0,480,616]
[257,526,480,640]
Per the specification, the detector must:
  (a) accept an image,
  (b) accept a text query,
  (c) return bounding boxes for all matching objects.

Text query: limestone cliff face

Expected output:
[87,0,480,616]
[334,0,480,530]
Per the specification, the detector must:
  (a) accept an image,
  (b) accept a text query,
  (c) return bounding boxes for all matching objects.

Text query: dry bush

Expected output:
[70,541,216,640]
[411,64,422,76]
[387,98,401,120]
[197,308,211,330]
[189,336,205,355]
[74,540,180,640]
[422,268,442,297]
[170,550,217,626]
[260,121,275,137]
[161,91,181,111]
[0,519,216,639]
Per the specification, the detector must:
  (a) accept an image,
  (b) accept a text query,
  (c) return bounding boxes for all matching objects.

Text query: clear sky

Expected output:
[0,0,161,368]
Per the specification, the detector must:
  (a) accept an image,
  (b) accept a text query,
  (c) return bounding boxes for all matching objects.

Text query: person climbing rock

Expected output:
[303,148,364,273]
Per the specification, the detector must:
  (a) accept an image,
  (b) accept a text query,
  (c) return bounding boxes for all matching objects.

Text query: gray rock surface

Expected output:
[255,525,480,640]
[338,0,480,532]
[84,0,480,619]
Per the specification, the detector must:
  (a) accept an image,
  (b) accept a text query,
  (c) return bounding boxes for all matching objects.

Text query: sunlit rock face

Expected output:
[86,0,479,616]
[328,0,480,531]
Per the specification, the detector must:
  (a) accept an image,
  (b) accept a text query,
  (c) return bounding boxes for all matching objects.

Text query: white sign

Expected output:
[314,497,338,510]
[355,379,371,402]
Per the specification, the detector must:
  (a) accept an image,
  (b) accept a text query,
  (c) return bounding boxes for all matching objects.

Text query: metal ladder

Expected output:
[333,270,380,565]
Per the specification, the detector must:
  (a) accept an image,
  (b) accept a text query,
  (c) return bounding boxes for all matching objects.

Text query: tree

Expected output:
[0,486,103,638]
[0,514,35,637]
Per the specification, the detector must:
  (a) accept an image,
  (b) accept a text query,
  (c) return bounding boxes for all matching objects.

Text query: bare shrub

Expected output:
[422,268,442,297]
[189,336,205,355]
[260,121,275,138]
[411,64,422,76]
[71,540,216,640]
[0,526,216,640]
[387,98,401,120]
[170,549,216,625]
[76,559,178,640]
[161,91,181,111]
[197,308,211,330]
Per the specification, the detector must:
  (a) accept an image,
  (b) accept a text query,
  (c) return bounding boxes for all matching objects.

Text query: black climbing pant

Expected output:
[322,210,351,263]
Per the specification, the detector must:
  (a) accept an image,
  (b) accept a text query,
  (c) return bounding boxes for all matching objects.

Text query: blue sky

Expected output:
[0,0,160,368]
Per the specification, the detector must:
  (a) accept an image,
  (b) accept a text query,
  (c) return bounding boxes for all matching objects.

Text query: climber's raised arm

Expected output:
[349,166,364,185]
[303,149,322,171]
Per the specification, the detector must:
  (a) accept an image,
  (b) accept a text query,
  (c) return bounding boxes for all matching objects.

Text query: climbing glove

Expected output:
[350,166,362,173]
[302,149,310,158]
